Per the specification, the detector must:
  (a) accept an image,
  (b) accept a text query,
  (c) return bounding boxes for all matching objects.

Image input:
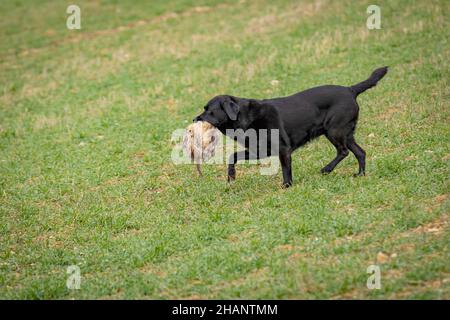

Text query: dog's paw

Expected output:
[282,181,292,188]
[353,171,365,177]
[320,167,332,175]
[227,174,235,182]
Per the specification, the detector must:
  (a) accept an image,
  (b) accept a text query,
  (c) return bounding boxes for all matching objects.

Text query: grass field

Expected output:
[0,0,449,299]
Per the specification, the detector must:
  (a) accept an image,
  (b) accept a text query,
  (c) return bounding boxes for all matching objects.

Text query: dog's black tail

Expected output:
[350,66,388,98]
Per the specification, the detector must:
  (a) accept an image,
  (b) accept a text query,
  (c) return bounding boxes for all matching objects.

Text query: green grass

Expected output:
[0,0,449,299]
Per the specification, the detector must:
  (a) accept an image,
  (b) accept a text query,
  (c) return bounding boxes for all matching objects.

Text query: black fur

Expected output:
[194,67,389,187]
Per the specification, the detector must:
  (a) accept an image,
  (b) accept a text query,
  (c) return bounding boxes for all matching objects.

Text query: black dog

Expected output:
[194,67,388,187]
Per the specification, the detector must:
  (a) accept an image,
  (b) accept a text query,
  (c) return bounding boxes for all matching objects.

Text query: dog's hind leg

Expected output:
[321,130,349,174]
[347,135,366,176]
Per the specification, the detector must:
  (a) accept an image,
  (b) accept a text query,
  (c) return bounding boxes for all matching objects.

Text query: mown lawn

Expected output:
[0,0,448,299]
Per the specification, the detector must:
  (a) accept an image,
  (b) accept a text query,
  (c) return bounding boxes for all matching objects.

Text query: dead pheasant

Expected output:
[182,121,220,176]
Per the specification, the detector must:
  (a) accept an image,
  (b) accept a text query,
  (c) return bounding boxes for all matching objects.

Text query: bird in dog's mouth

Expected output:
[182,121,220,176]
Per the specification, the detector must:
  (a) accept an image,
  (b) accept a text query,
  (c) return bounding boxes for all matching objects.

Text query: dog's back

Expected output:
[265,66,388,112]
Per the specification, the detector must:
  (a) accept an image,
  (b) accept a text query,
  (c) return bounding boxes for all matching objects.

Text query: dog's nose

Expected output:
[193,116,201,122]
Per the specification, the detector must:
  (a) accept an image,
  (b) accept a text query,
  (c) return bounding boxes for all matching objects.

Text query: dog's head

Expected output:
[193,95,240,128]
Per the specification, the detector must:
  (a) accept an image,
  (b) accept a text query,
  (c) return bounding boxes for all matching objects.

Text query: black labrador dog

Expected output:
[194,67,388,187]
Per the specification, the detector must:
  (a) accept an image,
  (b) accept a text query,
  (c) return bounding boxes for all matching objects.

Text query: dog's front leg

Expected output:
[279,149,292,188]
[227,150,258,182]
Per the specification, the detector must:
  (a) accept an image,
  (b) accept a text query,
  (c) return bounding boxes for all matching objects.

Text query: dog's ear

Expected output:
[222,99,240,121]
